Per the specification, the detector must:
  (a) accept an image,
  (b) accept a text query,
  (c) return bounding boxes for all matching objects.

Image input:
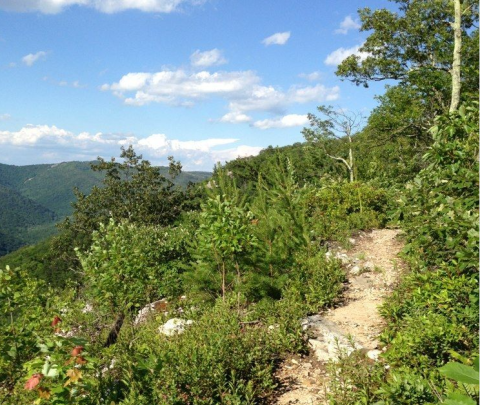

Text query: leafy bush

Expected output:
[187,194,258,301]
[78,220,191,315]
[0,266,53,399]
[108,299,306,405]
[306,181,389,242]
[381,103,479,370]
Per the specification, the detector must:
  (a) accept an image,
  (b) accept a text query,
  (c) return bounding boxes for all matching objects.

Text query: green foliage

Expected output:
[250,159,311,277]
[52,147,190,282]
[104,299,305,405]
[189,194,258,301]
[438,358,479,404]
[336,0,478,94]
[302,105,363,182]
[0,266,52,396]
[78,220,190,314]
[0,157,210,259]
[286,251,345,313]
[20,335,99,405]
[306,181,389,242]
[372,103,479,401]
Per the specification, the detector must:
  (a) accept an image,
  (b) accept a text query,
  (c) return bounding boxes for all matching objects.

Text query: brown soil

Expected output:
[273,229,404,405]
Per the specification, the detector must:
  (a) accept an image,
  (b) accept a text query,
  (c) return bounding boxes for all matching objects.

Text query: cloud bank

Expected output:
[101,68,340,119]
[0,124,262,170]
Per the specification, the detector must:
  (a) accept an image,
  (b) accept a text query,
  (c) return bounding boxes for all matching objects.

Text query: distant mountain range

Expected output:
[0,161,211,256]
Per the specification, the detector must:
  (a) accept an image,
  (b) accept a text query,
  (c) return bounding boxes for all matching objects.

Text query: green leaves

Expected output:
[443,393,477,405]
[439,361,479,385]
[41,362,59,378]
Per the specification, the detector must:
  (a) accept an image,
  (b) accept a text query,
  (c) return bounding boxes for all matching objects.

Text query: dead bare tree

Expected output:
[302,106,364,182]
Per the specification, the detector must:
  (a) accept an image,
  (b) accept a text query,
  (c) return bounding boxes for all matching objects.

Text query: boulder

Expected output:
[158,318,194,336]
[134,299,169,326]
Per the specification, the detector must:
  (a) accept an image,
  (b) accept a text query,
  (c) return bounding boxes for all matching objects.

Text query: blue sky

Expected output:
[0,0,394,170]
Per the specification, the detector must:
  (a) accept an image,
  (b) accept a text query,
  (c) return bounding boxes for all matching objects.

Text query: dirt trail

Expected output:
[273,229,404,405]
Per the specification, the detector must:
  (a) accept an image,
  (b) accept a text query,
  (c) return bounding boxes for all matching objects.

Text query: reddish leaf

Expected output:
[51,316,62,327]
[75,356,87,365]
[71,346,84,357]
[24,373,43,390]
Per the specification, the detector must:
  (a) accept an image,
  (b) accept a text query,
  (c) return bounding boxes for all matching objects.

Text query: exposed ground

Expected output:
[273,229,405,405]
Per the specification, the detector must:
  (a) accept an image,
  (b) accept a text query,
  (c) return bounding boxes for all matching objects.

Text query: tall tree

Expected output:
[50,146,185,278]
[337,0,478,117]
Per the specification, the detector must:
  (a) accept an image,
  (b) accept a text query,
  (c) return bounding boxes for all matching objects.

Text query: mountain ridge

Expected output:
[0,160,211,256]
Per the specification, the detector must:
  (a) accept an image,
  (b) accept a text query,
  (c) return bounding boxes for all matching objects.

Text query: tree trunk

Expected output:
[104,312,125,347]
[348,145,354,183]
[450,0,462,112]
[221,261,226,302]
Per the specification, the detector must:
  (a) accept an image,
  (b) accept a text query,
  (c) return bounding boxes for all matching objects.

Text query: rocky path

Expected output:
[273,229,404,405]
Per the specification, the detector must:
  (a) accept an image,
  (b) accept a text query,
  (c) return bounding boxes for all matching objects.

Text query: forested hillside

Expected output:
[0,1,478,404]
[0,161,210,256]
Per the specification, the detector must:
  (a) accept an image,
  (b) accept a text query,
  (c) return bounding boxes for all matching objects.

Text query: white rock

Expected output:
[134,299,168,326]
[335,253,350,264]
[350,265,361,275]
[363,261,374,270]
[367,349,382,361]
[158,318,194,336]
[303,316,362,362]
[82,304,93,314]
[349,238,356,245]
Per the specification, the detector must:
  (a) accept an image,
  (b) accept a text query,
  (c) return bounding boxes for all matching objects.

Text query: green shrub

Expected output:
[77,220,191,314]
[0,266,53,397]
[306,181,389,242]
[110,299,303,404]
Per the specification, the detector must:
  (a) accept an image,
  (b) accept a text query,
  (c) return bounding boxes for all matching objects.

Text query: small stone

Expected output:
[363,261,374,270]
[158,318,194,336]
[349,238,356,245]
[350,265,361,275]
[366,349,382,361]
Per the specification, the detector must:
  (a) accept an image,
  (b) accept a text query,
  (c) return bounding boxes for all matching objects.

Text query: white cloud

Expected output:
[0,113,11,121]
[43,76,87,88]
[102,70,260,106]
[262,31,290,46]
[252,114,309,130]
[0,0,204,14]
[0,124,262,170]
[324,44,370,66]
[22,51,47,66]
[218,111,252,124]
[335,15,361,34]
[298,71,323,81]
[190,49,227,68]
[102,68,340,117]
